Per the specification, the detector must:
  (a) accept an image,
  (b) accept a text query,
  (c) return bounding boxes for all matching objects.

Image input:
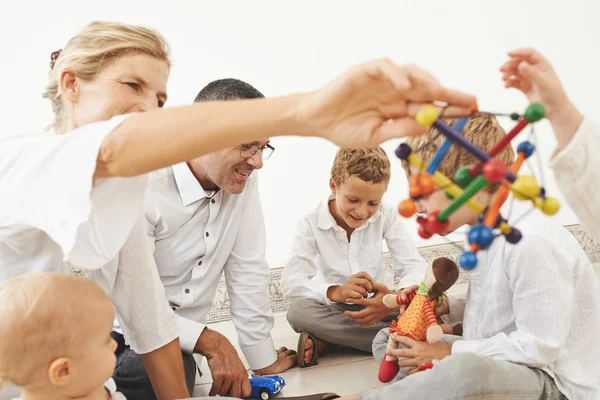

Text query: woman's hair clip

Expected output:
[50,49,62,69]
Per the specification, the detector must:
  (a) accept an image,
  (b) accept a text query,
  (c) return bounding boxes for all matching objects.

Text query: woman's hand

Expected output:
[296,59,478,148]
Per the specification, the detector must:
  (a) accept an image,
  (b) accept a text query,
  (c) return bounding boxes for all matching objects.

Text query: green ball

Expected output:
[524,103,545,122]
[445,190,455,200]
[454,166,475,189]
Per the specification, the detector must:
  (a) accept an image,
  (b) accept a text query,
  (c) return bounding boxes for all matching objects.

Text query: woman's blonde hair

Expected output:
[42,21,171,132]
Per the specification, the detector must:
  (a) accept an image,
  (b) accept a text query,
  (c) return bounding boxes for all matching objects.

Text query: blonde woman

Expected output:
[0,21,476,399]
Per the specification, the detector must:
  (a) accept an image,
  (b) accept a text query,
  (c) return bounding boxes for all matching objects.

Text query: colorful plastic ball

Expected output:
[468,224,494,248]
[418,225,433,239]
[416,105,441,127]
[510,112,520,121]
[511,175,541,200]
[398,199,417,218]
[409,173,435,198]
[541,197,560,216]
[425,211,450,235]
[533,197,544,209]
[517,141,535,158]
[459,252,478,270]
[482,159,508,184]
[454,166,475,189]
[395,143,412,160]
[416,216,427,225]
[524,103,545,123]
[505,228,522,244]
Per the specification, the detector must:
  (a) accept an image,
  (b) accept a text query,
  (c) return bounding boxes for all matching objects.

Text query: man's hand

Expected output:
[387,334,452,375]
[327,272,373,303]
[253,347,297,375]
[345,282,393,326]
[195,328,251,398]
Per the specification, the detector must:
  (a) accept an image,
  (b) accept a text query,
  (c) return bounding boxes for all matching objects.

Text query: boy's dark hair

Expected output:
[194,78,264,103]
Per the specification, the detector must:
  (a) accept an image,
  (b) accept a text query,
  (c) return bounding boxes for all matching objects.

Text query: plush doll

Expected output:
[378,257,459,383]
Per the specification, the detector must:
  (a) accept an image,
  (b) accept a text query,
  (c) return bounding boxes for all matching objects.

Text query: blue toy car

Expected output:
[249,372,286,399]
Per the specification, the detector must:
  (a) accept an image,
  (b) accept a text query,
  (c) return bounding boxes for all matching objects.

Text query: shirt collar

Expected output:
[317,195,382,231]
[172,162,213,206]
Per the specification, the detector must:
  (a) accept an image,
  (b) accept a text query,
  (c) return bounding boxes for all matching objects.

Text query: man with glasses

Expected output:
[112,79,296,400]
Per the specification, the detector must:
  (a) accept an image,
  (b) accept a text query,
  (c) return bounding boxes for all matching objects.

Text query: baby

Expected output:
[0,272,125,400]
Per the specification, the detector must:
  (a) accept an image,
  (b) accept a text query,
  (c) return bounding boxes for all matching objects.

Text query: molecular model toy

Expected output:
[395,103,560,270]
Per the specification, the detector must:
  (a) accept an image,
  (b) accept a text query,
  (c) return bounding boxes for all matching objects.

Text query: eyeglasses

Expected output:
[239,143,275,161]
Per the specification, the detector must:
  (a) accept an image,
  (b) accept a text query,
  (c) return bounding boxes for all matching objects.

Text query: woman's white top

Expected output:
[0,115,178,354]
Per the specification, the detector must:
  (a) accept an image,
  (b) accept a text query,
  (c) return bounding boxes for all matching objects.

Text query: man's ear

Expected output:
[48,357,72,387]
[59,70,80,105]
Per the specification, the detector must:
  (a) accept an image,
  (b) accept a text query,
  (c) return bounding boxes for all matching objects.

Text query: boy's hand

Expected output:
[500,48,583,150]
[327,272,373,303]
[345,282,393,326]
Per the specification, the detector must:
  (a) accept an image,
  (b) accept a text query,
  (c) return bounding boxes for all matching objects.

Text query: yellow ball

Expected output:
[416,105,440,127]
[511,175,541,200]
[542,197,560,215]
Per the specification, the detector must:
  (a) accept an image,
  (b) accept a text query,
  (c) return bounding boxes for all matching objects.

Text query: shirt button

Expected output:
[172,307,176,311]
[185,288,190,294]
[206,232,209,237]
[211,199,216,204]
[198,261,203,266]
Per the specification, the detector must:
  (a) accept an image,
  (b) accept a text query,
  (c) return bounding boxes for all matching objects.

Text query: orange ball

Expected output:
[409,172,435,198]
[398,199,417,217]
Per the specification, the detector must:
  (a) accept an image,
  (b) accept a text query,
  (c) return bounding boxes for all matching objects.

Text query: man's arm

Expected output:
[223,175,290,372]
[194,327,251,398]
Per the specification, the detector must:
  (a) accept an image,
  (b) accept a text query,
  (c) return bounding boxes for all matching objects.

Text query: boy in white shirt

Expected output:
[339,112,600,400]
[282,147,428,367]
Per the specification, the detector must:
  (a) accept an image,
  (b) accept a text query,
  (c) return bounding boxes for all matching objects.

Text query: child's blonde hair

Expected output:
[0,272,112,387]
[42,21,171,132]
[404,112,515,192]
[331,147,391,186]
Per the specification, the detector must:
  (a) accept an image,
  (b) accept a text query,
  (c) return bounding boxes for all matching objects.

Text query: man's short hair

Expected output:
[194,78,264,102]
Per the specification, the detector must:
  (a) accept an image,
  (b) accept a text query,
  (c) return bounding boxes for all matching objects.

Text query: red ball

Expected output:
[482,159,508,184]
[416,216,427,225]
[425,211,450,235]
[418,225,433,239]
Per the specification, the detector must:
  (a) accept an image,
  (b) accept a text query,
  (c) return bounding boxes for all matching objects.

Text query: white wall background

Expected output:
[1,0,599,269]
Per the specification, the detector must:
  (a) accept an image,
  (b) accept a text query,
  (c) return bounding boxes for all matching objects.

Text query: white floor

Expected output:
[191,312,385,398]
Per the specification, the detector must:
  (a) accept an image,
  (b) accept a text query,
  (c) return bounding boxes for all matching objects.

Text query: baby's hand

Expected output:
[327,272,373,303]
